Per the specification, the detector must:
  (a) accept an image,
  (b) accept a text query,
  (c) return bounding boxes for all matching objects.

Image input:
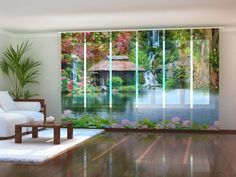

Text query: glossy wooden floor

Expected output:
[0,132,236,177]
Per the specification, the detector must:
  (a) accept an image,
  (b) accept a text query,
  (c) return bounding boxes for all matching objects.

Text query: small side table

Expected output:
[15,121,73,145]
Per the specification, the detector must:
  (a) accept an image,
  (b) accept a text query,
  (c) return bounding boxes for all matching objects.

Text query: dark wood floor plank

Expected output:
[0,132,236,177]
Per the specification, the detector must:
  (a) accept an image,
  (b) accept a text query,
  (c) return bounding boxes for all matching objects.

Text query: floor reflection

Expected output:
[0,132,236,177]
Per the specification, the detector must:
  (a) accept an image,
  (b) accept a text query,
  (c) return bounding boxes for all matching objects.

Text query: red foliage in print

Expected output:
[61,38,73,54]
[113,32,132,55]
[68,80,73,90]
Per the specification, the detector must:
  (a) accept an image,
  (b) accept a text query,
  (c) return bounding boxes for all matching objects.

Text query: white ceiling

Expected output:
[0,0,236,33]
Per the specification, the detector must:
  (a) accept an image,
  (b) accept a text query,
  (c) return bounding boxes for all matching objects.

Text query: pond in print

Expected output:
[62,88,219,128]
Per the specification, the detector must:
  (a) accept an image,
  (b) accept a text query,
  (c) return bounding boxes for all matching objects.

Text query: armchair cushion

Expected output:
[0,91,16,111]
[0,113,27,137]
[7,110,44,122]
[14,102,41,112]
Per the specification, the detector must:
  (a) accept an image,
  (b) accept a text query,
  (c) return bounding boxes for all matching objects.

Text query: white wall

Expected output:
[12,34,61,118]
[0,31,11,90]
[219,28,236,130]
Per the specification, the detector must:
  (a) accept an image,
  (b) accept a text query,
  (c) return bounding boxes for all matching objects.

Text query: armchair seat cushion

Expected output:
[7,111,44,122]
[0,113,27,137]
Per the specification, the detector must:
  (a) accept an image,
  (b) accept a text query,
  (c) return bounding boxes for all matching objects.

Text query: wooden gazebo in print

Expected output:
[88,55,145,86]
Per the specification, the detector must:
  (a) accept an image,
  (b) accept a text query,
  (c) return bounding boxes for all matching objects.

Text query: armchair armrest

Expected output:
[14,99,46,119]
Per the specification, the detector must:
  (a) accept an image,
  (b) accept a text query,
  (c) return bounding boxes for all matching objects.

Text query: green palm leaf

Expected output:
[0,41,41,99]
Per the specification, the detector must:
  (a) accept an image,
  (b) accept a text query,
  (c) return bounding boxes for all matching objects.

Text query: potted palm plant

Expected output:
[0,41,41,99]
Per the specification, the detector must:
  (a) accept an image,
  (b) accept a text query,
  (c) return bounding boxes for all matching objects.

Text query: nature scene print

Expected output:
[61,28,219,130]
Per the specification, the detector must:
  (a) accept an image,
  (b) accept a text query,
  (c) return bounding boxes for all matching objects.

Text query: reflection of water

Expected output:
[165,89,210,105]
[139,88,163,105]
[62,89,218,125]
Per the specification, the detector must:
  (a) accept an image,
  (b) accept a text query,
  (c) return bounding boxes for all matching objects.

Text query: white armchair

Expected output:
[0,91,46,138]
